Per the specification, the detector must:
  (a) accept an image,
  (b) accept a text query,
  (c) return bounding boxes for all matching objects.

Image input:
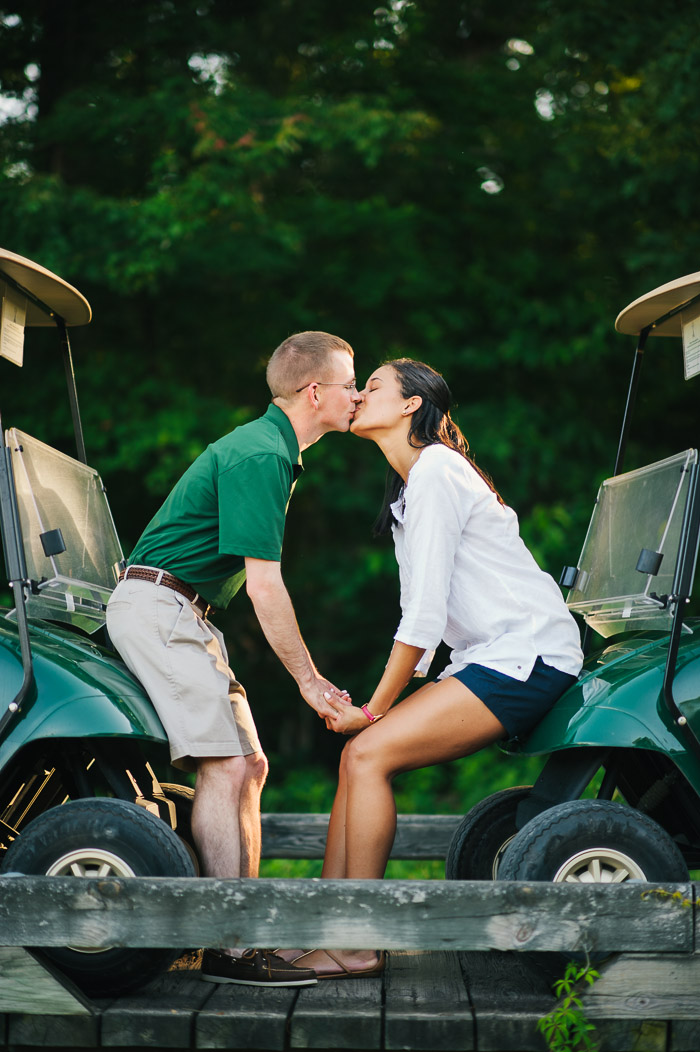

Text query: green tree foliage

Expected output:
[1,0,700,799]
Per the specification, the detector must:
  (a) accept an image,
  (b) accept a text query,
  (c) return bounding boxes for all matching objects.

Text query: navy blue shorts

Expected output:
[451,657,577,740]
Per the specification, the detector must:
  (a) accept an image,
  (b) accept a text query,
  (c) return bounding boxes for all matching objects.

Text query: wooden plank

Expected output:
[289,972,382,1049]
[461,951,555,1052]
[582,952,700,1019]
[0,877,691,954]
[589,1019,668,1052]
[474,1008,550,1052]
[0,946,92,1015]
[467,952,672,1052]
[261,813,331,860]
[101,966,214,1047]
[671,1019,700,1050]
[261,813,461,860]
[7,1005,103,1048]
[384,950,473,1051]
[392,815,462,861]
[467,952,671,1052]
[196,983,296,1050]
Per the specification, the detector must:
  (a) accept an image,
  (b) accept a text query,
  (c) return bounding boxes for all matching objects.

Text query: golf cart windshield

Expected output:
[6,428,123,633]
[567,448,698,638]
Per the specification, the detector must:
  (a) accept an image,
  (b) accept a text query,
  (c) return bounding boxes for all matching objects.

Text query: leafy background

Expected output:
[1,0,700,852]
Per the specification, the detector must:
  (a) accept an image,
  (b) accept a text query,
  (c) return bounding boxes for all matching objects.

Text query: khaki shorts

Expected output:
[106,577,261,772]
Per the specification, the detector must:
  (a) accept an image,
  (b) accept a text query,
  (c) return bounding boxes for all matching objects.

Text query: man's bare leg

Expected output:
[193,752,267,956]
[192,755,246,878]
[238,752,268,878]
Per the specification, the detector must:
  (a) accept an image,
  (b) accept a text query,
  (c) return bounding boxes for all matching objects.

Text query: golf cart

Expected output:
[446,272,700,886]
[0,248,198,995]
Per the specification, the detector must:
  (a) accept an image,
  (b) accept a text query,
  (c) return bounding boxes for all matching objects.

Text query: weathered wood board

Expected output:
[4,949,700,1050]
[0,877,692,954]
[583,952,700,1019]
[100,967,214,1047]
[197,982,297,1050]
[261,813,462,860]
[460,950,555,1052]
[7,1013,102,1048]
[384,949,473,1051]
[289,973,383,1049]
[0,946,91,1015]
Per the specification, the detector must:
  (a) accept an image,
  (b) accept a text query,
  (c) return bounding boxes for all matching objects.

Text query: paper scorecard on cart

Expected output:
[0,282,26,366]
[682,302,700,381]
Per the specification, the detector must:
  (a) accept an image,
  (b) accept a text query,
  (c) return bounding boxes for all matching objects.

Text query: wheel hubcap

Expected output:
[46,848,137,952]
[553,847,647,883]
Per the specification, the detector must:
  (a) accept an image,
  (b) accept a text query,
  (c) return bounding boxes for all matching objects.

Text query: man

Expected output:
[106,331,360,986]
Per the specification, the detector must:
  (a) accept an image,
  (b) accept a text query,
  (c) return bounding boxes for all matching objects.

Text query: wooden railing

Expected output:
[260,811,462,859]
[1,811,699,1036]
[0,872,693,953]
[2,811,693,954]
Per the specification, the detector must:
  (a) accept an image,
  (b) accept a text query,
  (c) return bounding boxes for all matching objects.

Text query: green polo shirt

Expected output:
[129,404,303,608]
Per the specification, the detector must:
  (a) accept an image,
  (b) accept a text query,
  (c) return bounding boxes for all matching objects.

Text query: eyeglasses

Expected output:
[295,380,358,393]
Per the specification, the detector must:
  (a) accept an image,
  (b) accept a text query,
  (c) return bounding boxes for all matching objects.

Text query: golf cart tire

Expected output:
[445,786,533,880]
[0,797,196,996]
[498,799,689,883]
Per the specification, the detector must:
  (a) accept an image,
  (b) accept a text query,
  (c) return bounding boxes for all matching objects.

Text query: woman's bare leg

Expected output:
[344,677,505,878]
[276,759,349,962]
[321,747,350,878]
[303,676,506,976]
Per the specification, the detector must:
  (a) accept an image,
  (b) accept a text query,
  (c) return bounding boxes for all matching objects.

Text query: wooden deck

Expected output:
[2,814,700,1050]
[5,946,700,1051]
[2,949,474,1050]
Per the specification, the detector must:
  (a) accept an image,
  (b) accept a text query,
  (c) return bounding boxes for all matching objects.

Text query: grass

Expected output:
[259,858,444,879]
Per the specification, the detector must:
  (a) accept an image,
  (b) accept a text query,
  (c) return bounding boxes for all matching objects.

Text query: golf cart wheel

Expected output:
[160,782,200,873]
[445,786,533,880]
[0,797,196,996]
[498,799,689,883]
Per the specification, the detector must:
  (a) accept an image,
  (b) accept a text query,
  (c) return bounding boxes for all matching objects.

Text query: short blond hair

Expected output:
[266,331,354,399]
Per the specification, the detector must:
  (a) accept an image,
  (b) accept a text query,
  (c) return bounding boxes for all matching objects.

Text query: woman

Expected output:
[289,358,583,979]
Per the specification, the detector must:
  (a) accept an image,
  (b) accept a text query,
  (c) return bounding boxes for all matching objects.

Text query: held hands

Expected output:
[300,676,352,719]
[298,671,379,734]
[324,699,375,736]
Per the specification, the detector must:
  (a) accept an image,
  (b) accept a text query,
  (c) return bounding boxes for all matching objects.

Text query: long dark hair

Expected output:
[373,358,503,536]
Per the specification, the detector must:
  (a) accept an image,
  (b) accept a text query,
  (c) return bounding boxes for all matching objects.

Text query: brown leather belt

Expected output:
[118,566,213,619]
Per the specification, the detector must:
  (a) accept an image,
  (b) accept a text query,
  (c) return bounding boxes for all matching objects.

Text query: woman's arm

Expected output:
[327,640,425,735]
[328,455,474,735]
[393,454,472,652]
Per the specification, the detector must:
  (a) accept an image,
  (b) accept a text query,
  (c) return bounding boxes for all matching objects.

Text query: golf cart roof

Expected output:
[0,247,91,327]
[615,272,700,338]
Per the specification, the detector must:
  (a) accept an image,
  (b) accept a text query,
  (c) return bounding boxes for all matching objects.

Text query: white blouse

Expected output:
[391,444,583,682]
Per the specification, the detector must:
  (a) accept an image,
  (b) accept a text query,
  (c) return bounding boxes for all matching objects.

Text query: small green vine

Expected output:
[537,960,600,1052]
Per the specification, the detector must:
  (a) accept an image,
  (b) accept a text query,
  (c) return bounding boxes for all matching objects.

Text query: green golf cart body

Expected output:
[447,273,700,885]
[0,248,197,996]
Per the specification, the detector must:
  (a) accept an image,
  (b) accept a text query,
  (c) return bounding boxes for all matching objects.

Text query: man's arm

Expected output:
[245,557,346,719]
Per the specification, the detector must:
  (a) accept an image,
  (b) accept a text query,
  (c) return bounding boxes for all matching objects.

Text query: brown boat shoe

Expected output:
[200,947,318,987]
